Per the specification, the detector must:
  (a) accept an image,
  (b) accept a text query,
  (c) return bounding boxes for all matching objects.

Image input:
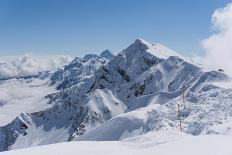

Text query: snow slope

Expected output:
[0,134,231,155]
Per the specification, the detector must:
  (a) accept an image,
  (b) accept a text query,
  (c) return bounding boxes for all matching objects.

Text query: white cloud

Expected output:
[202,2,232,76]
[0,78,55,125]
[0,54,72,79]
[0,54,71,125]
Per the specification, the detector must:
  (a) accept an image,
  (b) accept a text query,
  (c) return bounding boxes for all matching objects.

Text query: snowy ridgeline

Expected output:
[0,39,232,152]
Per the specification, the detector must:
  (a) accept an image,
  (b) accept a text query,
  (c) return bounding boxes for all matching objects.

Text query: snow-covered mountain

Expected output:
[0,38,231,152]
[50,50,113,90]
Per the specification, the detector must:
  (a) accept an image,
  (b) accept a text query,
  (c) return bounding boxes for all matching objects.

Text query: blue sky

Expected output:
[0,0,231,57]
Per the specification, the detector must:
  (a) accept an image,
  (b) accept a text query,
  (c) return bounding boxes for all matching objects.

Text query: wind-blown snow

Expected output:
[0,55,71,80]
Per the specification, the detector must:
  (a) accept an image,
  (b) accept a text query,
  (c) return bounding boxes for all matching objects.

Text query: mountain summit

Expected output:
[131,38,181,59]
[100,49,114,59]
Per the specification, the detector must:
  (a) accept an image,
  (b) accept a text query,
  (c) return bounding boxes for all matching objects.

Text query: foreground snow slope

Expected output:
[0,134,231,155]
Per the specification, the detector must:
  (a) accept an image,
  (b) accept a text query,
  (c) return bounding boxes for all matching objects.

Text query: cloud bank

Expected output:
[0,55,72,80]
[202,2,232,76]
[0,78,55,125]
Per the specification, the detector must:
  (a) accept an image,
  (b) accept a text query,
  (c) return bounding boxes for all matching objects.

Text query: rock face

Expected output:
[50,50,113,90]
[0,39,231,151]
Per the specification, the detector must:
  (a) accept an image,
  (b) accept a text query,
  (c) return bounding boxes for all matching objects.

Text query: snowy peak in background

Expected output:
[50,50,113,90]
[83,49,113,61]
[130,38,182,59]
[99,49,114,60]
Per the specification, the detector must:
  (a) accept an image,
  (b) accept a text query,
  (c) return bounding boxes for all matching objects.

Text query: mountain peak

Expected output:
[83,54,99,61]
[100,49,113,60]
[134,38,150,46]
[132,38,181,59]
